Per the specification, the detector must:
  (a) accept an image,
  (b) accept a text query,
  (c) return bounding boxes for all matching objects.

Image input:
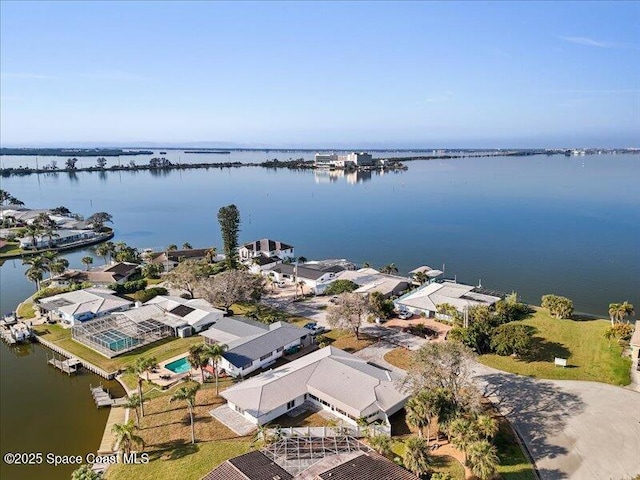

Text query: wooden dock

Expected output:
[48,356,82,375]
[91,385,128,408]
[97,406,127,454]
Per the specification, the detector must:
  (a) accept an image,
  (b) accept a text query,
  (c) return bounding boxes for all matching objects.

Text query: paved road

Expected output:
[264,295,640,480]
[472,362,640,480]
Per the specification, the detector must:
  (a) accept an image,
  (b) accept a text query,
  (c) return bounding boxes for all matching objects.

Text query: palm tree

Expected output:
[188,344,208,383]
[296,280,305,298]
[405,395,429,438]
[111,419,144,455]
[23,255,47,291]
[126,357,148,417]
[95,243,111,265]
[143,357,158,381]
[467,440,499,480]
[41,251,59,279]
[297,256,307,263]
[81,256,93,270]
[166,244,178,251]
[169,383,201,444]
[609,301,635,325]
[182,242,193,249]
[40,225,59,248]
[204,342,228,395]
[402,436,432,477]
[124,393,142,428]
[380,263,398,275]
[475,415,498,440]
[362,262,372,268]
[449,417,479,465]
[368,433,392,457]
[413,271,429,285]
[50,258,69,278]
[23,223,43,249]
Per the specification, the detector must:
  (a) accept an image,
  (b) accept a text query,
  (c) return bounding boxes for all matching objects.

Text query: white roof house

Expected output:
[201,319,311,377]
[37,288,133,324]
[144,296,225,333]
[221,346,408,426]
[394,281,502,317]
[337,268,411,298]
[239,238,294,261]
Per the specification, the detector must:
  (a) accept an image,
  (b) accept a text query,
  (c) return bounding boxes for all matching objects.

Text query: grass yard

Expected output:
[16,300,36,319]
[478,308,631,385]
[0,241,23,257]
[32,323,203,373]
[231,302,311,328]
[494,412,537,480]
[106,382,252,480]
[383,347,413,370]
[321,328,376,353]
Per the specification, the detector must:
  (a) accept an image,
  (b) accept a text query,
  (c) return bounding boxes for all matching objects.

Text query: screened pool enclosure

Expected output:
[72,315,172,358]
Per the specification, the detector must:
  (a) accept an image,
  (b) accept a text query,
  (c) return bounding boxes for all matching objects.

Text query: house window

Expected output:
[286,400,295,410]
[260,352,272,361]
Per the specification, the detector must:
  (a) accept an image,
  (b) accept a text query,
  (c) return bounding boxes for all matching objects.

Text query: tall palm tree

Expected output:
[124,393,142,428]
[380,263,398,275]
[296,280,305,298]
[367,433,392,457]
[182,242,193,249]
[468,440,499,480]
[188,344,208,383]
[126,357,149,417]
[413,271,429,285]
[449,417,479,465]
[405,394,430,438]
[23,223,43,249]
[169,383,201,444]
[95,243,111,265]
[40,225,59,248]
[204,342,228,395]
[81,256,94,271]
[50,258,69,279]
[23,255,47,291]
[166,244,178,251]
[475,415,498,440]
[402,436,432,477]
[111,419,144,455]
[143,357,158,381]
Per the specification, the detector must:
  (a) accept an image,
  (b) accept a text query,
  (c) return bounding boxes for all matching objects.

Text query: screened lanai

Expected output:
[72,314,172,358]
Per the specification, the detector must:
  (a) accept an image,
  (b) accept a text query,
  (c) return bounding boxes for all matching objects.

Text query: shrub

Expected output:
[541,294,574,319]
[490,323,536,356]
[324,279,359,295]
[109,279,147,294]
[133,287,167,303]
[604,323,634,343]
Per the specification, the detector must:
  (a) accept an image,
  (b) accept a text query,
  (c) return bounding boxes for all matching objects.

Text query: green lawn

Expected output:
[105,439,251,480]
[0,241,23,257]
[494,412,537,480]
[478,308,631,385]
[32,324,203,373]
[320,329,376,353]
[16,300,36,319]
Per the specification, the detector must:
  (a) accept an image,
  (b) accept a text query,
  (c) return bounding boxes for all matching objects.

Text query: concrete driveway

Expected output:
[472,362,640,480]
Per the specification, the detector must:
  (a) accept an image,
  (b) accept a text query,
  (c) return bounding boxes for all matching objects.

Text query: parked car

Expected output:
[303,322,318,330]
[398,310,413,320]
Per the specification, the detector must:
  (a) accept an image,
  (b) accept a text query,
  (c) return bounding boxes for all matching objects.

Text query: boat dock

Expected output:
[91,385,128,408]
[97,405,128,454]
[48,356,82,375]
[1,321,32,345]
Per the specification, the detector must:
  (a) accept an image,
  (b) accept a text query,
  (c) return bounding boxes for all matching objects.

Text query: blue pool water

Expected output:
[164,357,191,374]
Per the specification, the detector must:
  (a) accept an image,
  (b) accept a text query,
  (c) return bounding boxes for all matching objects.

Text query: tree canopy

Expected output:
[197,269,265,311]
[326,292,372,339]
[541,294,574,319]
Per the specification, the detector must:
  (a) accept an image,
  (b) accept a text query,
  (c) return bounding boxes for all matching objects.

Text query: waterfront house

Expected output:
[144,295,225,334]
[269,263,346,294]
[239,238,295,262]
[247,253,283,274]
[407,265,443,285]
[336,268,411,298]
[143,247,218,272]
[17,229,99,249]
[221,346,408,426]
[201,319,311,377]
[37,288,133,325]
[50,262,140,287]
[394,280,502,319]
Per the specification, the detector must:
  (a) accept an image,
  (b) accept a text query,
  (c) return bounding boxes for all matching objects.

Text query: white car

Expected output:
[398,310,413,320]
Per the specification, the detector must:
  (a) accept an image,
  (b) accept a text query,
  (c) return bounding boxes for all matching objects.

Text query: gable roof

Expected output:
[200,316,269,344]
[202,451,293,480]
[396,281,501,312]
[223,322,309,368]
[103,262,139,278]
[144,296,224,328]
[38,288,132,317]
[242,238,293,252]
[271,263,343,281]
[221,347,408,419]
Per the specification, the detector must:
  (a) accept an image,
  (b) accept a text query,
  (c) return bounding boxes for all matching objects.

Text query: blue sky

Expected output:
[1,1,638,148]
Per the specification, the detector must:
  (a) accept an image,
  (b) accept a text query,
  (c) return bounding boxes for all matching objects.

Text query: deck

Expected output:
[97,406,128,454]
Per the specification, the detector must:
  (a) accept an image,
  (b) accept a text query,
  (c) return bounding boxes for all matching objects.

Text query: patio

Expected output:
[210,404,256,436]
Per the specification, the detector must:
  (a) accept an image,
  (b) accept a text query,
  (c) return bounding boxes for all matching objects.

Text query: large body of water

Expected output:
[1,152,639,479]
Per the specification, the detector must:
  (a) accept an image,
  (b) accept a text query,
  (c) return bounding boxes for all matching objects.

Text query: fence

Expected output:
[266,423,391,439]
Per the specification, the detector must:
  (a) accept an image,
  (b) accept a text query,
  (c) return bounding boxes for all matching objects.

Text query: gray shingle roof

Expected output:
[317,452,415,480]
[201,451,292,480]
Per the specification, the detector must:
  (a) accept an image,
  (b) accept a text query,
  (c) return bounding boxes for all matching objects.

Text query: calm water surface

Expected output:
[1,153,639,479]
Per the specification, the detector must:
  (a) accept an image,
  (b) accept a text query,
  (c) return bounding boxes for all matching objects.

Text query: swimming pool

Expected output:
[91,329,140,352]
[164,357,191,374]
